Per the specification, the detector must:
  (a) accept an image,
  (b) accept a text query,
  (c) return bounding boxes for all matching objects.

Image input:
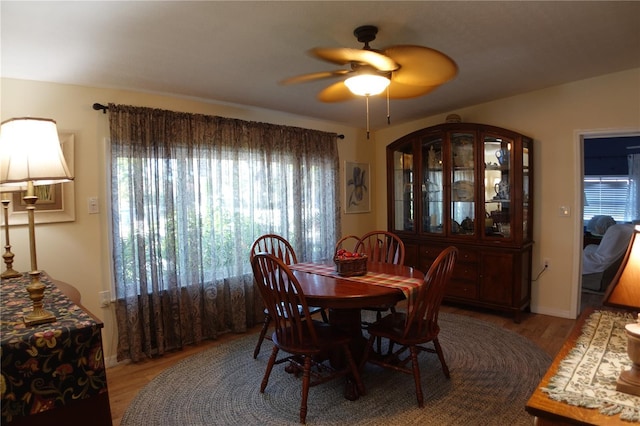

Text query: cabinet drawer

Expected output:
[417,245,445,273]
[457,248,478,263]
[452,264,477,281]
[420,245,446,262]
[422,245,477,263]
[446,279,478,299]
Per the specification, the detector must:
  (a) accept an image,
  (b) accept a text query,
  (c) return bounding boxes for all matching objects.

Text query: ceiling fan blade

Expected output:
[310,47,398,72]
[384,45,458,86]
[280,69,351,85]
[317,81,358,103]
[387,80,438,99]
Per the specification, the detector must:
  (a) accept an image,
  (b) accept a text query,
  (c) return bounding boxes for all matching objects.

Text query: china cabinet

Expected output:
[387,122,533,321]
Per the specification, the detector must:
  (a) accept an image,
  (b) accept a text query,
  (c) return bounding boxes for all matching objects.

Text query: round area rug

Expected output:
[121,313,551,425]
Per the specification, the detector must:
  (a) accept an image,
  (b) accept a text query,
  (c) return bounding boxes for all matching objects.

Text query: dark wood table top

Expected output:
[525,307,631,425]
[292,261,424,309]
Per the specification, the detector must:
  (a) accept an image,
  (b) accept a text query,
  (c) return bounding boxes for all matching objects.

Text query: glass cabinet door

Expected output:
[421,136,444,234]
[523,139,532,241]
[451,133,476,235]
[483,135,512,239]
[391,144,415,232]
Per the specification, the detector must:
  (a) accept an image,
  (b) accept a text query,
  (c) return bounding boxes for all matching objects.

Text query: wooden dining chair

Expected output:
[356,230,406,352]
[250,234,328,359]
[360,246,457,408]
[356,230,405,265]
[251,252,365,424]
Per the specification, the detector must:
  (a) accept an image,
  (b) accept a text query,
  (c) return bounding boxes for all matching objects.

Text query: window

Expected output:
[583,176,630,222]
[112,143,339,294]
[108,104,340,361]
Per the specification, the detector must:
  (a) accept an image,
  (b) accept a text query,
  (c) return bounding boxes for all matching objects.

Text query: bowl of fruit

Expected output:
[334,248,368,277]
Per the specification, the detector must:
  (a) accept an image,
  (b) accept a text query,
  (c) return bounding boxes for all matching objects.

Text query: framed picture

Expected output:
[8,133,75,225]
[345,161,370,214]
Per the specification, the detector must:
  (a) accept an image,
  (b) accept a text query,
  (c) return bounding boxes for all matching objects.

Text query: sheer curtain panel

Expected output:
[108,104,340,362]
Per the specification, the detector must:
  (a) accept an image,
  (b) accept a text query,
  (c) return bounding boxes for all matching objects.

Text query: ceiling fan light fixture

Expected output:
[344,74,390,96]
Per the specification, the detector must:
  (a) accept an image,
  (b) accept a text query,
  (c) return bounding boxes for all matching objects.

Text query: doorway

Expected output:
[577,131,640,314]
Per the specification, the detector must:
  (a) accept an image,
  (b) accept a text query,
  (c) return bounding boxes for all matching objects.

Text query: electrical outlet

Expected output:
[543,258,550,269]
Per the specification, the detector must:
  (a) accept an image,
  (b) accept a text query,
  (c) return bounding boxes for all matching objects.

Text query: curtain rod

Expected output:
[92,102,344,138]
[92,103,108,113]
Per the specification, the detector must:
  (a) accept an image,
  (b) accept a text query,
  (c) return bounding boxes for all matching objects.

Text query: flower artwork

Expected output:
[345,162,370,213]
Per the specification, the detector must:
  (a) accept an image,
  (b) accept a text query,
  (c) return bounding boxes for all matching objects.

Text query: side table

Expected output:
[525,307,632,425]
[1,271,112,425]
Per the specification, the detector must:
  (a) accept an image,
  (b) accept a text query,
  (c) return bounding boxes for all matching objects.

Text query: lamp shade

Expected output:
[344,74,390,96]
[603,224,640,310]
[0,117,74,186]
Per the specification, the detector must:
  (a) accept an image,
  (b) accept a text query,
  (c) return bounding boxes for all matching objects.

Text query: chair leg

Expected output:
[375,310,383,354]
[359,335,376,370]
[433,337,450,378]
[409,345,424,408]
[343,344,366,397]
[300,355,312,424]
[260,346,278,393]
[320,309,329,323]
[383,307,397,355]
[253,313,271,359]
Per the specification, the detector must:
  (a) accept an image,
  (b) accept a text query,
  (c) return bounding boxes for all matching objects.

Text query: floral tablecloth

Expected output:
[1,272,108,423]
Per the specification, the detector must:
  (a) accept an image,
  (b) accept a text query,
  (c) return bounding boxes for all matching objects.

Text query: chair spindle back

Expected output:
[250,234,298,265]
[356,231,405,265]
[251,252,319,352]
[404,246,458,339]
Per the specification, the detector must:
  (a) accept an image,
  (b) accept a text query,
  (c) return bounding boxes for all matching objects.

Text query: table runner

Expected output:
[289,262,423,300]
[542,310,640,422]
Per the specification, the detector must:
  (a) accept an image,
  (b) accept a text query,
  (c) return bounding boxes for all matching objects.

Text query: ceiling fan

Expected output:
[282,25,458,103]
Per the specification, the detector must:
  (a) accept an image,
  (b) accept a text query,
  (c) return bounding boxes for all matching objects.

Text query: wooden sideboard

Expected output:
[526,308,632,425]
[1,272,112,425]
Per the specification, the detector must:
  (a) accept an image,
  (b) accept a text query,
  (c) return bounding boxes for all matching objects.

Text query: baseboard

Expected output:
[529,304,575,319]
[104,354,122,369]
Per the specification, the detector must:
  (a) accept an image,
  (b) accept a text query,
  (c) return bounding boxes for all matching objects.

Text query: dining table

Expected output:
[288,260,425,400]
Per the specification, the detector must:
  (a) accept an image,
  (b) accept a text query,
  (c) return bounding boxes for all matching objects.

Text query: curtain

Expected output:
[108,104,340,362]
[626,153,640,222]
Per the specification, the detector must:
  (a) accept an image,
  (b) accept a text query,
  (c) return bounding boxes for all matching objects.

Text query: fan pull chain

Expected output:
[366,95,370,139]
[386,87,391,125]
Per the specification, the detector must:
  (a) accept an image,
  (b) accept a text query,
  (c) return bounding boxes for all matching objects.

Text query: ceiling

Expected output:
[2,1,639,131]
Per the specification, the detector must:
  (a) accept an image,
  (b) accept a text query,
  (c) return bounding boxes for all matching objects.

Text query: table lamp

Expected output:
[1,185,25,279]
[603,224,640,396]
[0,117,74,326]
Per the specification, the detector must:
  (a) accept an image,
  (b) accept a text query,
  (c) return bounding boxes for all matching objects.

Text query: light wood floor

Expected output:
[106,297,602,425]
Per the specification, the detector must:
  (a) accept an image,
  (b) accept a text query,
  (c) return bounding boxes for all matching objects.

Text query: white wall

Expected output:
[2,68,639,365]
[374,68,640,319]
